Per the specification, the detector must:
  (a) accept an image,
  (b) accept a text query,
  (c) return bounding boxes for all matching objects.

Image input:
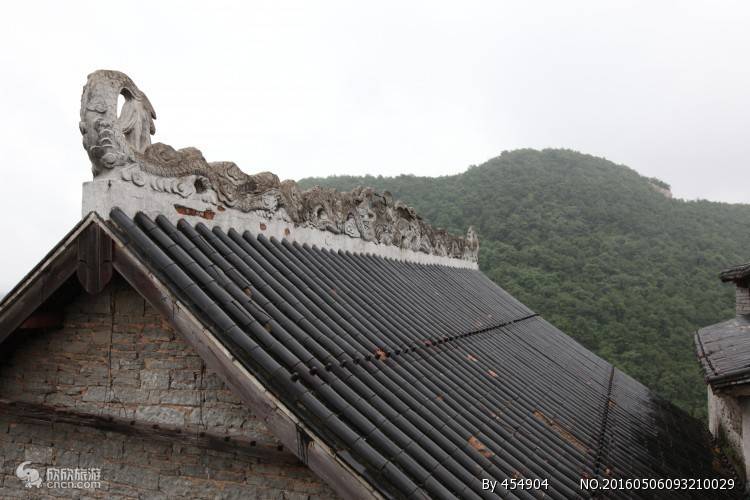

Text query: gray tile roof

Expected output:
[105,208,741,499]
[720,263,750,283]
[696,315,750,388]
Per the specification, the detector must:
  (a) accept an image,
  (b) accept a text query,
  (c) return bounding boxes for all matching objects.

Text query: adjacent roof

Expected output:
[696,316,750,388]
[0,210,742,499]
[696,262,750,389]
[719,263,750,283]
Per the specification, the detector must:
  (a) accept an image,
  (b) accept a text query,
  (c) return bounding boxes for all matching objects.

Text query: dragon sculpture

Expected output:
[79,70,479,261]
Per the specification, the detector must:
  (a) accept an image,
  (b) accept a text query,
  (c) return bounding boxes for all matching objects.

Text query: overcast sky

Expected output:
[1,1,749,291]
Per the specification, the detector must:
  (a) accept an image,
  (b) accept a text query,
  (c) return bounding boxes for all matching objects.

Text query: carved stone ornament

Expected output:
[80,70,479,261]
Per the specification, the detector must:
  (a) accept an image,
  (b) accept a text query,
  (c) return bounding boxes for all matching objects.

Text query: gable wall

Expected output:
[0,275,338,498]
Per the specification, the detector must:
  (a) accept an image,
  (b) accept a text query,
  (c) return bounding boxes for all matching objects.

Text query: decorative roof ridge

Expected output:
[79,70,478,263]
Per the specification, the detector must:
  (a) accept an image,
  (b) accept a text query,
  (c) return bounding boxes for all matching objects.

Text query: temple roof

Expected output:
[1,208,738,499]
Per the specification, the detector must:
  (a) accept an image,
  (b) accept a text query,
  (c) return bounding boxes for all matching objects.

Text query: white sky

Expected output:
[1,1,749,291]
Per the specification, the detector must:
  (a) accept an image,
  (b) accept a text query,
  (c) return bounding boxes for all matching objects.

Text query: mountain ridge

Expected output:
[299,148,750,418]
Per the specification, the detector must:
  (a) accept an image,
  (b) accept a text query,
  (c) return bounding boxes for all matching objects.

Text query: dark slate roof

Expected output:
[719,263,750,283]
[105,207,741,499]
[696,316,750,388]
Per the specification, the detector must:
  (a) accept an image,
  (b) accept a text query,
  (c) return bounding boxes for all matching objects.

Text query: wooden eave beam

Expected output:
[0,399,299,465]
[0,240,77,344]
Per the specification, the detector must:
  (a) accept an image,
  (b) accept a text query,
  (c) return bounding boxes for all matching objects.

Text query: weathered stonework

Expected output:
[736,285,750,315]
[79,70,479,264]
[0,418,332,499]
[0,275,338,499]
[0,276,268,439]
[708,386,744,458]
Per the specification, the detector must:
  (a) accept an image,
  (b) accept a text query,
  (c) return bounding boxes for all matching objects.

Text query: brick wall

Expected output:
[0,275,339,499]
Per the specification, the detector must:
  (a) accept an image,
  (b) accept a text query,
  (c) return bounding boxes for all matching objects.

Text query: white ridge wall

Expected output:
[83,179,479,270]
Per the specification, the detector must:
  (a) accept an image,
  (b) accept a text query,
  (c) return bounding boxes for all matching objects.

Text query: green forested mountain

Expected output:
[299,149,750,419]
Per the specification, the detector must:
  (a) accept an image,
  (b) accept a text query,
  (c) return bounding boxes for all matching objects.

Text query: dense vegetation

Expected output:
[300,149,750,419]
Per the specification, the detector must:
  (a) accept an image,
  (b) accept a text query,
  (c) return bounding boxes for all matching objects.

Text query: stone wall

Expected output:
[0,416,332,499]
[708,386,744,465]
[736,285,750,315]
[0,275,338,499]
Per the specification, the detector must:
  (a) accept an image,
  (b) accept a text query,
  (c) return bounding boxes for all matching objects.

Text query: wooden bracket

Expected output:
[77,224,113,294]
